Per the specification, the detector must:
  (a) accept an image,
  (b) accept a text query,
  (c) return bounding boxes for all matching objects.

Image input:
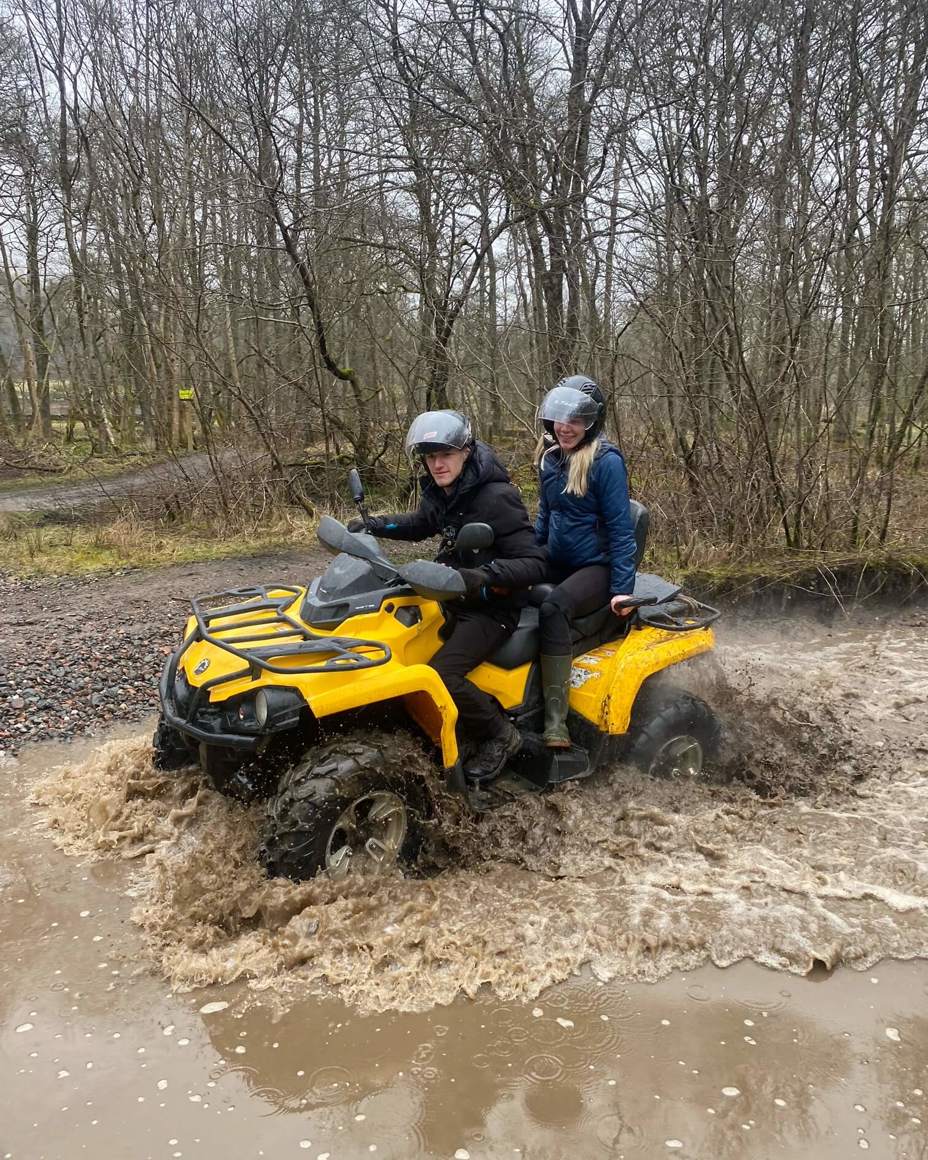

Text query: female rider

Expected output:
[535,375,639,748]
[350,409,547,781]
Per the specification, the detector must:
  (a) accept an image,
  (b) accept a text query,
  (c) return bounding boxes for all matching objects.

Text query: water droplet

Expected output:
[886,1027,901,1042]
[199,1002,229,1015]
[15,1023,34,1034]
[722,1087,741,1097]
[665,1142,683,1150]
[455,1151,471,1160]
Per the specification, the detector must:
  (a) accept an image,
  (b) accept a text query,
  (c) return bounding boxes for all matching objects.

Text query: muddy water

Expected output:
[3,608,928,1157]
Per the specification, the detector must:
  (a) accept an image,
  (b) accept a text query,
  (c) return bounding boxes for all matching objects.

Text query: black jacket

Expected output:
[369,441,547,612]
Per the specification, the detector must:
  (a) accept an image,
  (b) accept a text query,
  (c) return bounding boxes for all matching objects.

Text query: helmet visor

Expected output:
[405,410,472,454]
[538,385,600,430]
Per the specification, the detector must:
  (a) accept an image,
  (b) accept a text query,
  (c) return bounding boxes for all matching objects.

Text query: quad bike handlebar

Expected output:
[317,514,466,601]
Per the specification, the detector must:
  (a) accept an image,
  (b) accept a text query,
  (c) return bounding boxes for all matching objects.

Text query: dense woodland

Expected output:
[1,0,927,555]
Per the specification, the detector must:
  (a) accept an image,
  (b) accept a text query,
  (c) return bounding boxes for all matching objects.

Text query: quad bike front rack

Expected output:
[160,586,394,748]
[185,585,392,679]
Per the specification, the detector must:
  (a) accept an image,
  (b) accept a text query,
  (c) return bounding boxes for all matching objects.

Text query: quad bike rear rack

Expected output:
[159,585,392,749]
[636,594,721,632]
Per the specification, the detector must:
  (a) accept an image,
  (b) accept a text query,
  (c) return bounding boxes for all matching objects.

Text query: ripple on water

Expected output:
[306,1065,352,1106]
[524,1053,565,1082]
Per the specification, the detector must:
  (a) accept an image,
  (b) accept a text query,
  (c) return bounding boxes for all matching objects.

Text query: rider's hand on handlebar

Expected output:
[457,567,488,599]
[611,594,635,616]
[347,518,366,533]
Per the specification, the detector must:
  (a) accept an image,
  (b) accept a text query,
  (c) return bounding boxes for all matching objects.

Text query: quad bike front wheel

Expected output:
[260,730,430,882]
[626,685,721,781]
[152,714,196,771]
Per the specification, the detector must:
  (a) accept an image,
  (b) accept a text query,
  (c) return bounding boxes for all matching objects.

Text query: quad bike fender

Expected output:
[569,625,715,735]
[303,662,460,768]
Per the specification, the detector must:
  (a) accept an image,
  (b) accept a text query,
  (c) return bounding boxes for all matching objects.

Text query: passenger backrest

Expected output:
[629,499,649,567]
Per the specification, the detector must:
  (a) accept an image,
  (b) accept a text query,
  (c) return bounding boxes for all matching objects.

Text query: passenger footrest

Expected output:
[505,733,593,785]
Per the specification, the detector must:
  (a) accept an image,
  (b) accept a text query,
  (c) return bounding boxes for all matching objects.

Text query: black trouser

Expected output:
[429,608,518,738]
[538,564,611,655]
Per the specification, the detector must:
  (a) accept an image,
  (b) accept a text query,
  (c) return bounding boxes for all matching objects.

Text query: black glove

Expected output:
[347,517,366,533]
[457,567,488,600]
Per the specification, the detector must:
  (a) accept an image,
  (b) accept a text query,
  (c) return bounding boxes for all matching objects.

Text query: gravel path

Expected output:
[0,549,327,758]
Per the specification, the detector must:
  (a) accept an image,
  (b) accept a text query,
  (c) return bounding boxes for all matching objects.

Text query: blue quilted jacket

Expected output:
[535,440,637,595]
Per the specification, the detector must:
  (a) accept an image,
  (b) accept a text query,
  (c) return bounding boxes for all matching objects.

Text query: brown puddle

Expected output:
[3,609,928,1156]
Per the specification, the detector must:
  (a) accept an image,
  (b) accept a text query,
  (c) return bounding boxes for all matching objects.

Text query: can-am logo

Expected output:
[194,659,210,675]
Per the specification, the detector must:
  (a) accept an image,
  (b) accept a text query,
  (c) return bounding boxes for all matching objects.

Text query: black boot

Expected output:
[541,654,573,748]
[464,718,522,782]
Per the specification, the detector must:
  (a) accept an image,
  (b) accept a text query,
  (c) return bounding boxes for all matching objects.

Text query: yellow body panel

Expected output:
[180,588,461,765]
[467,660,533,709]
[565,625,715,733]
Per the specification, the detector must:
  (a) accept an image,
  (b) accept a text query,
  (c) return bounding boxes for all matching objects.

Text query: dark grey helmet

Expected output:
[405,410,474,456]
[539,375,606,441]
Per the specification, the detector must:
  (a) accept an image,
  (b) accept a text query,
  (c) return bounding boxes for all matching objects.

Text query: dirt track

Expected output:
[0,452,227,514]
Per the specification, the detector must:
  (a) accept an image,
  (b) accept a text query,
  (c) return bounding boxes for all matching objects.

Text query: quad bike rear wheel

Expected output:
[626,684,720,781]
[152,714,196,771]
[260,730,430,882]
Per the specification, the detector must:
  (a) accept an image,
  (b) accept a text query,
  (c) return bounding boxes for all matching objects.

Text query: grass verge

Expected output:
[0,509,321,577]
[2,505,926,613]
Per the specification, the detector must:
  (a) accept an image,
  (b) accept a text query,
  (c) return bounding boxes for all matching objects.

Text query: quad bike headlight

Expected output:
[250,687,304,732]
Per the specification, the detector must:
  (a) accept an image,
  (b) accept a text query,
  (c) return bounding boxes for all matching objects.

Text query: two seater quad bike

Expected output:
[155,471,721,882]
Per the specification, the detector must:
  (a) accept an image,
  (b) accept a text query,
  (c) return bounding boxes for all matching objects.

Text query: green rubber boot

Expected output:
[541,654,573,748]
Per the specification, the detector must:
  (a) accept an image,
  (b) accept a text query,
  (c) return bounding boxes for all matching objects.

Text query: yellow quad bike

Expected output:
[155,472,721,881]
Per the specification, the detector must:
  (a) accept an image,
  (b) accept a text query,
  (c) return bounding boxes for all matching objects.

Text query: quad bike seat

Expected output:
[489,572,685,670]
[489,499,659,670]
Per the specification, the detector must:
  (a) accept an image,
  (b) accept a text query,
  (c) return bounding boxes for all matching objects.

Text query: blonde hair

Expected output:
[536,436,601,497]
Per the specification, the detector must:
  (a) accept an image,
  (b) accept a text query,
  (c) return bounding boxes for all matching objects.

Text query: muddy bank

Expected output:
[686,555,928,615]
[25,610,928,1017]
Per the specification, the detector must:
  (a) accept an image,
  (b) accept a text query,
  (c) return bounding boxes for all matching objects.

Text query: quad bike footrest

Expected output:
[505,734,592,786]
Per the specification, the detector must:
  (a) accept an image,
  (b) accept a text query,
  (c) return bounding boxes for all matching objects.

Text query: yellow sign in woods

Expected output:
[178,389,194,400]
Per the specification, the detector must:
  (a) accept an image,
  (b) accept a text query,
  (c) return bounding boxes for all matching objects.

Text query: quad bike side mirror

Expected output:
[455,522,494,552]
[348,468,365,504]
[347,467,373,531]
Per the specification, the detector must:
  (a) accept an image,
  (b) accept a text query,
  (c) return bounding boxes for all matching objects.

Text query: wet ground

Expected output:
[3,606,928,1157]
